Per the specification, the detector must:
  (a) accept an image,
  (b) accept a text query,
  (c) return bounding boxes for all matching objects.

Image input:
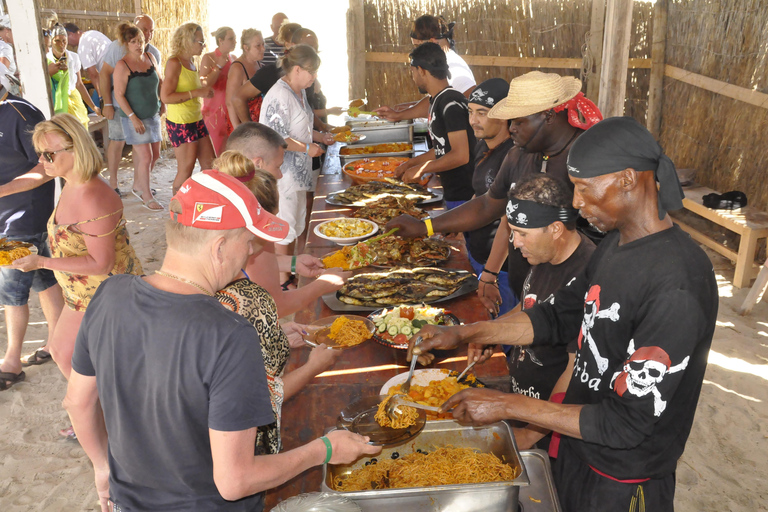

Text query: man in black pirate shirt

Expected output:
[465,78,517,316]
[395,42,476,210]
[387,71,602,299]
[410,117,718,512]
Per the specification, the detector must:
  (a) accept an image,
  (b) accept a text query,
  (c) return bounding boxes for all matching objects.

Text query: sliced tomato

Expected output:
[399,307,415,320]
[393,333,409,345]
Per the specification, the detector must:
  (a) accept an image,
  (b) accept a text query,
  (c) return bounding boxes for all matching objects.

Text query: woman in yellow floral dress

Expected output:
[13,113,142,437]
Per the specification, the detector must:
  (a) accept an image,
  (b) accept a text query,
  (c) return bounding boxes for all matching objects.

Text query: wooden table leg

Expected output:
[739,256,768,315]
[734,229,759,288]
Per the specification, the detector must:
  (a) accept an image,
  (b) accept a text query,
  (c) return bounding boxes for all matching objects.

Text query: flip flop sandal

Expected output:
[58,425,77,440]
[281,275,297,291]
[21,348,52,367]
[143,198,164,211]
[0,370,25,391]
[132,188,159,200]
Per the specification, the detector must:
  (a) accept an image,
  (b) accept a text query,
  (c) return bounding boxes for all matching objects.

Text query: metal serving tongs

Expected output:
[400,335,422,395]
[456,359,478,382]
[385,394,441,424]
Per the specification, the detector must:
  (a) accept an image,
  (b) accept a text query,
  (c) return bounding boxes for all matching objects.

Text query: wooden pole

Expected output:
[597,0,634,118]
[347,0,366,102]
[134,0,143,16]
[6,0,52,118]
[586,0,606,102]
[647,0,667,137]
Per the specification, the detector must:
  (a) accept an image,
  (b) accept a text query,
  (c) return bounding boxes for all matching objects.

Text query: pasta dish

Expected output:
[327,316,372,347]
[374,394,419,429]
[332,446,516,491]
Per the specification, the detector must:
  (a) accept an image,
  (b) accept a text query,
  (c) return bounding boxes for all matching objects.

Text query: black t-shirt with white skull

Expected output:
[508,232,595,400]
[428,87,476,201]
[525,225,718,481]
[467,138,515,264]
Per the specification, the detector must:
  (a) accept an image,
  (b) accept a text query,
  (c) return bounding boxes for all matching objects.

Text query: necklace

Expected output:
[154,270,214,296]
[541,129,580,173]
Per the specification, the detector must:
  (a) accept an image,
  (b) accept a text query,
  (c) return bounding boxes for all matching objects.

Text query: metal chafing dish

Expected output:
[338,143,415,166]
[322,420,530,512]
[346,119,414,144]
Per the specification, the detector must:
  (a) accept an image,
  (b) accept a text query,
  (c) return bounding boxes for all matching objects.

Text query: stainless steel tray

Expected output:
[339,144,415,166]
[325,187,443,207]
[518,450,562,512]
[349,122,414,144]
[322,420,529,512]
[323,274,477,312]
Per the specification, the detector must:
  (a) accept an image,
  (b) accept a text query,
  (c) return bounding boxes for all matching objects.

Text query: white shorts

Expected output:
[276,178,307,245]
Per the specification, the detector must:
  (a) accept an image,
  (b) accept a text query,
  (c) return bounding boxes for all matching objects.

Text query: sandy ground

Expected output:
[0,152,767,511]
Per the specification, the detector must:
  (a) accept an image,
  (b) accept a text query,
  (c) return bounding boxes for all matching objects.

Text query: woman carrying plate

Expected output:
[213,150,340,454]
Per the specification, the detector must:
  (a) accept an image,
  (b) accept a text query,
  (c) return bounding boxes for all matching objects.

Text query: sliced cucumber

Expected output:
[388,325,399,336]
[401,325,412,335]
[377,323,387,333]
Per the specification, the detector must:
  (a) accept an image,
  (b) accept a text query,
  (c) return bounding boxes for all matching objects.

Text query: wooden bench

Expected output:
[671,184,768,288]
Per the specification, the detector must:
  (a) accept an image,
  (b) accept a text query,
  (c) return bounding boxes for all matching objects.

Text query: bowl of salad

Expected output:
[367,305,460,349]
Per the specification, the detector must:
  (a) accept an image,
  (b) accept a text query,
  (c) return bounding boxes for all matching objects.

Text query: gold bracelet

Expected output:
[424,217,434,237]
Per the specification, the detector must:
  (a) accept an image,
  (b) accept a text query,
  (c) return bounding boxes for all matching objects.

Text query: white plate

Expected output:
[314,218,378,246]
[379,368,457,395]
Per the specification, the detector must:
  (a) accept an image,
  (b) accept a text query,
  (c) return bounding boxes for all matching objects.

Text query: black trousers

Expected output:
[553,440,676,512]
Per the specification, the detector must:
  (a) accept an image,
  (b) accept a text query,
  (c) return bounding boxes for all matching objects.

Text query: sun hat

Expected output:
[171,170,289,242]
[488,71,582,120]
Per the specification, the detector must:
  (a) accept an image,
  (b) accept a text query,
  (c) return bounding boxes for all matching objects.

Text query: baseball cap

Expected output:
[171,170,289,242]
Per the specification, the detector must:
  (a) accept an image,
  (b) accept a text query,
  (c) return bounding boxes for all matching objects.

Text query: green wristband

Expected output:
[291,255,297,275]
[320,436,332,464]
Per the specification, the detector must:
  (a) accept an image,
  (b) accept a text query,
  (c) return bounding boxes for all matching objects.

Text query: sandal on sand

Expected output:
[0,370,25,391]
[143,198,164,211]
[281,275,297,291]
[132,188,159,201]
[59,425,77,440]
[21,348,52,367]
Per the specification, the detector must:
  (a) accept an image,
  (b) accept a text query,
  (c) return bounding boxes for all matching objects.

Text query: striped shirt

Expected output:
[260,36,285,66]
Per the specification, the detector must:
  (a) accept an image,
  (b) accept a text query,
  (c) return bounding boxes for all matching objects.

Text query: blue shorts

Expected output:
[120,113,162,146]
[0,232,58,306]
[108,113,125,142]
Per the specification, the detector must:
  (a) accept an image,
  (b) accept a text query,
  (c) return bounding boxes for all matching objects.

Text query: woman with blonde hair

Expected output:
[229,23,301,128]
[225,28,265,130]
[160,22,214,194]
[113,22,163,210]
[213,150,339,454]
[12,113,143,438]
[200,26,236,155]
[47,24,101,128]
[260,44,334,288]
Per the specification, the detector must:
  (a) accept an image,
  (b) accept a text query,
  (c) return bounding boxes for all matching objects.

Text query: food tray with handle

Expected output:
[338,143,415,166]
[321,420,530,512]
[349,122,413,144]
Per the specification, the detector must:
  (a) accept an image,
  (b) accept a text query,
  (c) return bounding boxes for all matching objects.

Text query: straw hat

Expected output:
[488,71,582,120]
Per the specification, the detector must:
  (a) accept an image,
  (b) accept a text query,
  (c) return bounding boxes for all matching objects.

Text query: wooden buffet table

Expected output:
[265,170,511,507]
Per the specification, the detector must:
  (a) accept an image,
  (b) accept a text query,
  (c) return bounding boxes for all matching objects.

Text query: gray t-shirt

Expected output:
[72,274,274,511]
[102,41,162,108]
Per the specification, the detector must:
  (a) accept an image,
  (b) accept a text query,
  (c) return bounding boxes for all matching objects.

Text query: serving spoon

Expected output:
[384,394,442,424]
[400,335,422,395]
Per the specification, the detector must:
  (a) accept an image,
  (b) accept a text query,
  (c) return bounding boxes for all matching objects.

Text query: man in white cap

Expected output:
[64,170,380,511]
[0,66,64,387]
[388,71,602,298]
[64,22,110,99]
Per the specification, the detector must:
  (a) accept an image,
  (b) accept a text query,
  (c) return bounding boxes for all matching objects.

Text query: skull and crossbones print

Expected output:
[611,339,689,417]
[577,284,620,375]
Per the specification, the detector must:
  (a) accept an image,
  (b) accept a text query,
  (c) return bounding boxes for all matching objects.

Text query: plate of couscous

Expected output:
[314,218,378,245]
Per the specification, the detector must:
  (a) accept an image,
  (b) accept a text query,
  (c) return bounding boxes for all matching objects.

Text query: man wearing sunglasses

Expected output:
[0,69,64,388]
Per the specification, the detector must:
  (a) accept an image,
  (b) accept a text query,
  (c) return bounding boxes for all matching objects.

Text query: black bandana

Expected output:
[468,78,509,109]
[567,116,683,220]
[410,56,450,78]
[506,199,579,229]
